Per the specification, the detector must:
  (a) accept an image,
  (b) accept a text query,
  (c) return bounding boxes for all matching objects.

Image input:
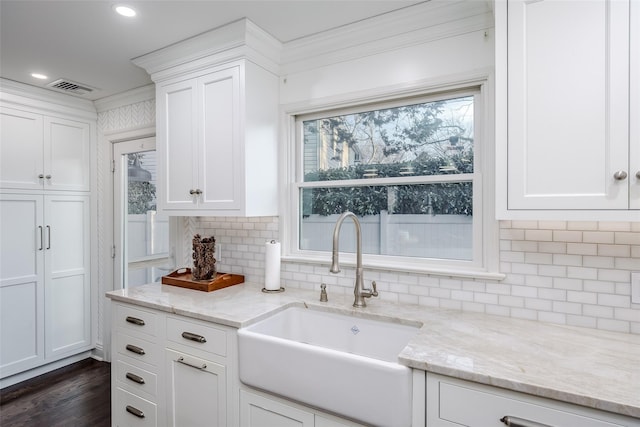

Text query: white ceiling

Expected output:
[0,0,423,101]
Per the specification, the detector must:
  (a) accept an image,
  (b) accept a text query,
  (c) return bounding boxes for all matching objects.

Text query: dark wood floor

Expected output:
[0,358,111,427]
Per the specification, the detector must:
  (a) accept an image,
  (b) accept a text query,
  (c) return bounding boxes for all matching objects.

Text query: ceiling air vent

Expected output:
[47,78,95,95]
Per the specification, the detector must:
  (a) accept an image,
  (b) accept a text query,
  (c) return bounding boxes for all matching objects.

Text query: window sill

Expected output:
[281,253,506,282]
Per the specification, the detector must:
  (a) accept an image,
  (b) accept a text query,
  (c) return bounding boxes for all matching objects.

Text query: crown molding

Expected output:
[0,78,97,120]
[132,18,282,81]
[94,84,155,113]
[280,0,492,75]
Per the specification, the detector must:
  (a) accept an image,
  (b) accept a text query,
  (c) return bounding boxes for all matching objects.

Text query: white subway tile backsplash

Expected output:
[566,315,597,329]
[583,231,614,244]
[538,311,566,325]
[597,293,631,308]
[552,230,582,242]
[567,243,598,255]
[567,221,598,230]
[598,244,631,257]
[566,266,598,280]
[193,217,639,335]
[525,229,553,241]
[537,242,567,254]
[597,318,629,333]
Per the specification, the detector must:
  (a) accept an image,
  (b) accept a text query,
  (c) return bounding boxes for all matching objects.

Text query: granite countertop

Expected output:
[106,281,640,418]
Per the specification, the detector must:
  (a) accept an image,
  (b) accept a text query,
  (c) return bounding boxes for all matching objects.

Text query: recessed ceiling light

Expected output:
[114,5,136,18]
[31,73,48,80]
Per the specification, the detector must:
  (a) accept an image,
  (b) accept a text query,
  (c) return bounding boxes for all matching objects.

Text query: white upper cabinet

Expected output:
[135,19,280,217]
[496,0,639,220]
[1,106,91,192]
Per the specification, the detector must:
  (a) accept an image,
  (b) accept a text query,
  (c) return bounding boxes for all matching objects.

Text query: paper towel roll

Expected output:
[264,240,281,291]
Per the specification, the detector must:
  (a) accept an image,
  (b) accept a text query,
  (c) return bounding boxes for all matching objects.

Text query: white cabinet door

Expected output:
[0,194,45,377]
[240,389,314,427]
[0,107,91,192]
[0,107,44,190]
[158,78,198,211]
[165,348,227,427]
[506,0,631,210]
[44,116,91,191]
[44,194,91,358]
[198,66,241,211]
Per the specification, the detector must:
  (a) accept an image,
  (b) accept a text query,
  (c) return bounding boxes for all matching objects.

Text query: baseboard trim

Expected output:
[0,351,93,389]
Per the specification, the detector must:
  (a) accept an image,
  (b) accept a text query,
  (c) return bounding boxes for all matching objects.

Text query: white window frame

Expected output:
[280,76,502,280]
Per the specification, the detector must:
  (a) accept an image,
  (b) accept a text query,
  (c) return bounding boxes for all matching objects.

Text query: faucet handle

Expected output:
[371,281,379,297]
[320,283,328,302]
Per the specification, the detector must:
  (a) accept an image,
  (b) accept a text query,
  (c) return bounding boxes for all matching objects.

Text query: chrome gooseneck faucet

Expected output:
[329,211,378,307]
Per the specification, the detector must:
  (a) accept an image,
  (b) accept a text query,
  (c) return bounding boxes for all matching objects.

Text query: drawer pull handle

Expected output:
[125,344,145,355]
[500,416,552,427]
[126,405,145,419]
[125,372,145,384]
[181,331,206,343]
[125,316,145,326]
[177,356,207,370]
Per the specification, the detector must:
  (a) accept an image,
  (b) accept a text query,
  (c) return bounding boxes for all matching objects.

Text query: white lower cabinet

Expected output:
[426,372,638,427]
[111,304,162,427]
[111,302,238,427]
[240,389,314,427]
[240,388,366,427]
[165,349,226,427]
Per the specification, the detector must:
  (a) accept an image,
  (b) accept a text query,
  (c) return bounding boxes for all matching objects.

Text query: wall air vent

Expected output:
[47,78,95,95]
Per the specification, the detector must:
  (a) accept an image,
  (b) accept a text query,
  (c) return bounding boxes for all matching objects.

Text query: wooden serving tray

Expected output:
[162,268,244,292]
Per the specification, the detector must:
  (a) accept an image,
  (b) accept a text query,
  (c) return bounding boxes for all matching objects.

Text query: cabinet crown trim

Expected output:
[132,18,282,79]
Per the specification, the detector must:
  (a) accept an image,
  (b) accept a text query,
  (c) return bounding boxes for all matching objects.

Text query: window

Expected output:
[286,85,498,277]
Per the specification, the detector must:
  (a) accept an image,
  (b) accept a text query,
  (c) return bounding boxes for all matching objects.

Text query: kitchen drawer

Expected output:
[427,373,632,427]
[116,304,159,338]
[116,358,158,398]
[114,387,157,427]
[115,332,161,367]
[166,316,227,357]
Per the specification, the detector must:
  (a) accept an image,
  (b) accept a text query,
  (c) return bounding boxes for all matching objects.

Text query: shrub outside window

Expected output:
[290,87,492,274]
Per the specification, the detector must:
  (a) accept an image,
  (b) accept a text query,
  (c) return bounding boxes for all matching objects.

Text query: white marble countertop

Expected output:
[106,282,640,418]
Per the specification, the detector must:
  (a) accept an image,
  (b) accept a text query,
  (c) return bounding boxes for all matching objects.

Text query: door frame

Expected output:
[102,127,184,362]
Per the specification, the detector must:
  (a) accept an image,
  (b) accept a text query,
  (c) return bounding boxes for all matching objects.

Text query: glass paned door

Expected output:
[113,137,174,289]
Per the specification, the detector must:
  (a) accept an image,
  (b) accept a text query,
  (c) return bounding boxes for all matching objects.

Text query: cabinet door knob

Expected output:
[190,189,196,195]
[636,171,640,179]
[38,174,44,179]
[613,170,628,180]
[45,175,52,180]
